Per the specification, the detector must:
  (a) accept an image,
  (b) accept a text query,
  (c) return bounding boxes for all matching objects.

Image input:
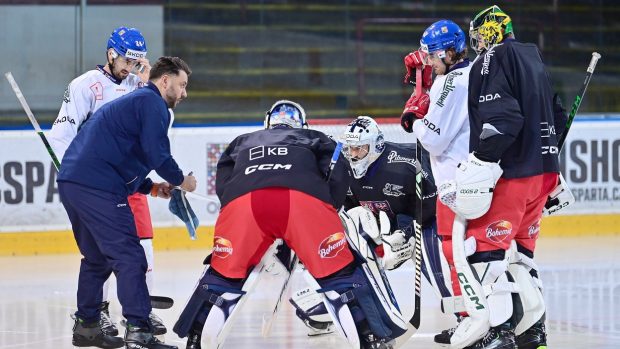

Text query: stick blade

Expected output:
[150,295,174,309]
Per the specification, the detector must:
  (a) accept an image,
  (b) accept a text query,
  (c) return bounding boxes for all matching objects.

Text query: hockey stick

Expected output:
[557,52,601,151]
[261,141,342,337]
[150,295,174,309]
[5,72,61,170]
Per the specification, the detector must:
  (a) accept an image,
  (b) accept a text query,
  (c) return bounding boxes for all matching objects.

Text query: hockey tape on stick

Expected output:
[557,52,601,151]
[326,142,343,181]
[5,72,61,171]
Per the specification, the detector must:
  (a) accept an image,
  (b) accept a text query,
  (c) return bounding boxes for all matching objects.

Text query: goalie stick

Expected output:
[5,72,61,170]
[557,52,601,151]
[261,141,342,337]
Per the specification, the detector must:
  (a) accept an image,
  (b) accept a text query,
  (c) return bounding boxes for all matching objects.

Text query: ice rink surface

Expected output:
[1,235,618,349]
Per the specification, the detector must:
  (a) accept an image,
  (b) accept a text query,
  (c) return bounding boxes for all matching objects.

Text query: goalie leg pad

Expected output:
[450,217,520,348]
[289,287,334,336]
[509,253,545,336]
[315,265,408,344]
[172,266,245,338]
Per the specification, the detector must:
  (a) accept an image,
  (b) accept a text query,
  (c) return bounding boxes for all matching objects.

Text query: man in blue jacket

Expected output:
[58,56,196,349]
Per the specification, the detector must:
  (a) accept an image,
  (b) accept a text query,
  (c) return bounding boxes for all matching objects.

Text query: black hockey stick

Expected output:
[409,140,423,329]
[557,52,601,151]
[150,295,174,309]
[5,72,61,170]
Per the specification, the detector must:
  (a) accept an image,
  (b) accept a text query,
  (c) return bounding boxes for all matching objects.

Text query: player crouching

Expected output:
[173,101,410,349]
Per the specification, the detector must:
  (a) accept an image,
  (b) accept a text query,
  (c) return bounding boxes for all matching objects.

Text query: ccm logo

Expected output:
[245,163,292,174]
[542,146,559,154]
[479,93,501,102]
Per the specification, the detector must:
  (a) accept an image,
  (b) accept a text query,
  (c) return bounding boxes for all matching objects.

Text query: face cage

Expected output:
[342,144,370,161]
[470,28,484,55]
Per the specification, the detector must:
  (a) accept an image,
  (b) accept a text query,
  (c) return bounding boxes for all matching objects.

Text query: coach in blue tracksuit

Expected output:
[58,57,195,349]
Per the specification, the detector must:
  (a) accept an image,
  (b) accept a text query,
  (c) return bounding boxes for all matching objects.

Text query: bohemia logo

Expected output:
[318,232,347,258]
[213,236,233,259]
[485,220,513,243]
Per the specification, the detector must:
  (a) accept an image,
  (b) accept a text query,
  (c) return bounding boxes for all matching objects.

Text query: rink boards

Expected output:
[0,117,619,255]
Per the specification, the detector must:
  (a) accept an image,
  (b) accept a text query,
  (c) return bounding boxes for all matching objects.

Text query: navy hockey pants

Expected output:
[59,181,151,327]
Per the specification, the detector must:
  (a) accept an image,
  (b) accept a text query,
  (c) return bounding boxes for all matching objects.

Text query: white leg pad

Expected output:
[509,261,545,336]
[303,271,361,349]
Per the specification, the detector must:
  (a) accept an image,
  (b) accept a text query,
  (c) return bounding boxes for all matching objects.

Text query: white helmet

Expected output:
[340,116,385,178]
[264,100,308,129]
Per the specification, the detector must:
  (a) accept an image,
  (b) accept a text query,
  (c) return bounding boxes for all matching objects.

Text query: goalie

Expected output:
[173,101,409,349]
[291,116,453,338]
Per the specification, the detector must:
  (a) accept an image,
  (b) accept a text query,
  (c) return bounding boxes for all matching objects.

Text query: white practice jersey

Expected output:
[412,63,471,186]
[48,65,143,161]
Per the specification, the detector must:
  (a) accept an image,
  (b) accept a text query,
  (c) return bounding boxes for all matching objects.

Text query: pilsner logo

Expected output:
[213,236,234,259]
[485,220,513,243]
[318,232,347,258]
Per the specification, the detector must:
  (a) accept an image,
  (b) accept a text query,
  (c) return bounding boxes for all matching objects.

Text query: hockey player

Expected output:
[58,56,195,349]
[174,101,409,349]
[401,20,473,345]
[440,5,567,348]
[48,27,166,336]
[290,115,452,337]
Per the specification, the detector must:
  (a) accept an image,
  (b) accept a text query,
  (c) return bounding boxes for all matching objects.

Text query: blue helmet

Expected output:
[420,19,466,56]
[107,27,147,59]
[264,100,308,129]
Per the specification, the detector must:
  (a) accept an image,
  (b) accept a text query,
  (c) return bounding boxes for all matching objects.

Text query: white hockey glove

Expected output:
[453,153,503,219]
[381,229,413,270]
[543,173,575,216]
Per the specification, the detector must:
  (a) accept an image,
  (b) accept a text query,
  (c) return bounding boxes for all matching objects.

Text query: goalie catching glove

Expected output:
[440,153,503,219]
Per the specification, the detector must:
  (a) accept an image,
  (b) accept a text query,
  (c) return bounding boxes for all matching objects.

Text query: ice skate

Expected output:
[99,301,119,336]
[72,317,124,348]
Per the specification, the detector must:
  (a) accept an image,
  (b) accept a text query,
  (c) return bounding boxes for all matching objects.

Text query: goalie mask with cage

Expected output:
[469,5,513,54]
[340,116,385,179]
[264,100,308,129]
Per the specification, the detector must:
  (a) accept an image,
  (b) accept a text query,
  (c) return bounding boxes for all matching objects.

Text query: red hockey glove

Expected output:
[403,51,426,84]
[400,92,430,132]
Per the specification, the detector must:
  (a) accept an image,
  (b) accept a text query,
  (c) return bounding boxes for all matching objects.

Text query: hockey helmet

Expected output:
[264,100,308,129]
[469,5,513,54]
[340,116,385,179]
[107,26,147,60]
[420,19,466,60]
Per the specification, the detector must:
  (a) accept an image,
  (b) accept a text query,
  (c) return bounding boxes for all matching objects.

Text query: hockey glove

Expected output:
[453,153,503,219]
[403,51,426,83]
[381,229,413,270]
[400,92,430,132]
[169,188,199,239]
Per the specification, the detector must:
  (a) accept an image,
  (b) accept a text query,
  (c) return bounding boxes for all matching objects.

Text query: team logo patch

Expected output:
[485,220,513,243]
[213,236,234,259]
[318,232,347,259]
[528,220,541,238]
[383,183,405,197]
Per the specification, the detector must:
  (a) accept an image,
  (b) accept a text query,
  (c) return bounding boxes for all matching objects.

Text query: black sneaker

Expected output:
[149,312,167,336]
[516,320,547,349]
[125,326,178,349]
[72,317,124,348]
[185,329,202,349]
[99,301,119,336]
[464,325,516,349]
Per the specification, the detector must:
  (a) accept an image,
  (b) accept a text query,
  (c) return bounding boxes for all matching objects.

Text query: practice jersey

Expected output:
[49,65,143,161]
[468,39,565,178]
[216,128,352,209]
[413,60,471,186]
[344,142,437,228]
